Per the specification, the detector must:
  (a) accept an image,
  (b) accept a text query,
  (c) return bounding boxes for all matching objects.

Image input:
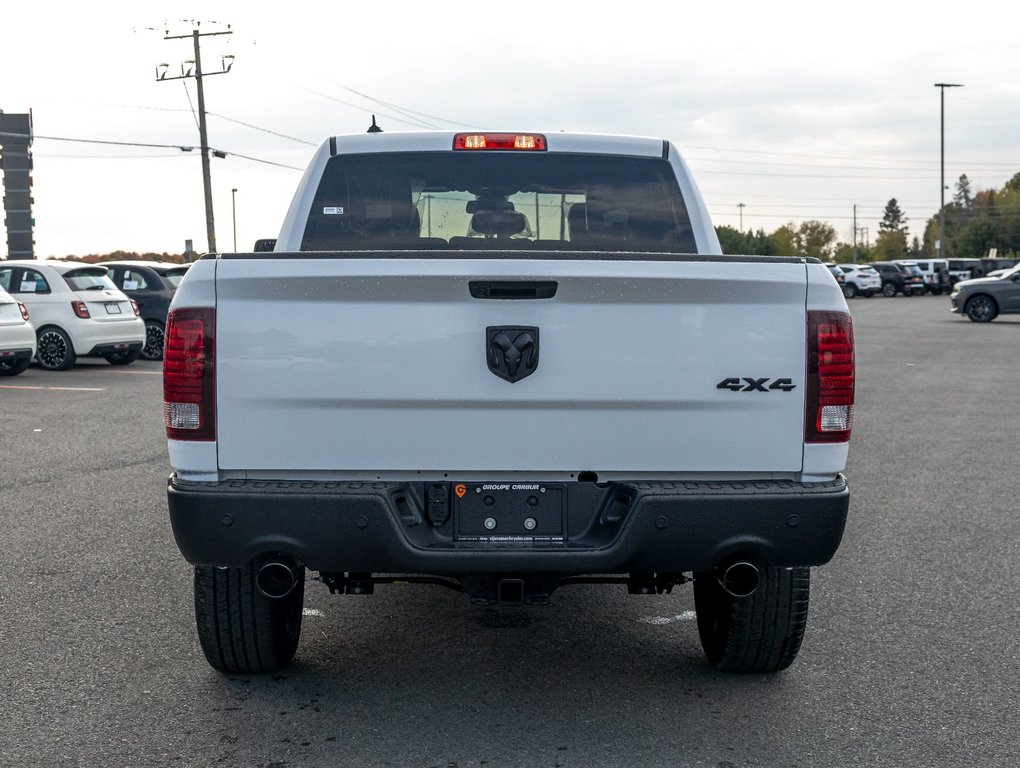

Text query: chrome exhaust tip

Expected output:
[256,560,298,599]
[719,561,760,598]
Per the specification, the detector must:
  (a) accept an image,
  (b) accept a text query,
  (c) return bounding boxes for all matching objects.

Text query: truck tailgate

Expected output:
[214,256,808,474]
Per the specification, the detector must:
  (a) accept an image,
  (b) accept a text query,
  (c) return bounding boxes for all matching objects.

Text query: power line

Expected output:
[2,131,195,150]
[107,103,317,146]
[328,81,482,129]
[298,85,439,130]
[181,81,200,131]
[39,153,186,160]
[687,155,1020,174]
[2,131,303,170]
[697,169,944,180]
[206,112,316,145]
[683,142,1019,168]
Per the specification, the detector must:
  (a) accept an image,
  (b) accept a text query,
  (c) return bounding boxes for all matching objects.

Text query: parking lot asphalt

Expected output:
[1,295,1018,768]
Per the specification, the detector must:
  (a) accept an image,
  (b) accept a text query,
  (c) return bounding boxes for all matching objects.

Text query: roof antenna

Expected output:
[367,115,383,133]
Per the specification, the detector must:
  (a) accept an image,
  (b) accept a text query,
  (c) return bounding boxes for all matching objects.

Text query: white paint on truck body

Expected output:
[210,257,811,477]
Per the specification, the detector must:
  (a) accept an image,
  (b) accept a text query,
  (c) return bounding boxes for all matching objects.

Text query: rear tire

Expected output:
[103,348,142,365]
[693,564,810,673]
[0,357,31,376]
[194,559,305,673]
[842,283,857,299]
[36,327,77,371]
[882,282,896,297]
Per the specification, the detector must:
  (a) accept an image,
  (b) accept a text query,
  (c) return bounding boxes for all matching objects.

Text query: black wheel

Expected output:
[693,564,810,673]
[194,559,305,673]
[141,320,165,361]
[965,295,998,323]
[35,327,77,371]
[882,282,896,297]
[103,348,142,366]
[0,357,31,376]
[842,283,857,299]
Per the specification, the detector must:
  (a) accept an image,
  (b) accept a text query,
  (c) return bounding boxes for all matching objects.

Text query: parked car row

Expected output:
[827,256,1020,322]
[0,260,188,375]
[829,260,956,299]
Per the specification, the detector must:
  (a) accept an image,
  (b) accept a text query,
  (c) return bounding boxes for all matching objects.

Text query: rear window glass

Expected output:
[301,151,696,254]
[164,269,189,287]
[64,269,117,292]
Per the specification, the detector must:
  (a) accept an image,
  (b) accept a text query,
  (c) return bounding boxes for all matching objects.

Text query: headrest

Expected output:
[470,210,527,238]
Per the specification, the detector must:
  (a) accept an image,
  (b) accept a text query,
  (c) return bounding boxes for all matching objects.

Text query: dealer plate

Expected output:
[453,483,565,543]
[105,303,122,314]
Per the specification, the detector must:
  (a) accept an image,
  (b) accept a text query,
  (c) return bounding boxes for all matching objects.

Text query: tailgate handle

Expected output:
[469,281,557,300]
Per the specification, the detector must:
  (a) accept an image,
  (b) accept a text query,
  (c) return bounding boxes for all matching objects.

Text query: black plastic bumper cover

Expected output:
[167,476,849,574]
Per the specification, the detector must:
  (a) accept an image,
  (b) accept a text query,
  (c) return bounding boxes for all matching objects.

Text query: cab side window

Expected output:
[0,267,12,291]
[15,268,51,294]
[121,269,151,290]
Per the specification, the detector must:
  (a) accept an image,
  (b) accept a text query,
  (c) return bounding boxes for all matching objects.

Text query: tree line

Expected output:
[56,250,190,264]
[717,172,1020,262]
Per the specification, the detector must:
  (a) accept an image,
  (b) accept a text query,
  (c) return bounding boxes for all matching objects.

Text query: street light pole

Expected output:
[737,202,745,232]
[934,83,963,261]
[231,187,238,252]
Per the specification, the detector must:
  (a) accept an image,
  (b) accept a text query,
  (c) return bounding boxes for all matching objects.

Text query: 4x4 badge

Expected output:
[487,326,539,383]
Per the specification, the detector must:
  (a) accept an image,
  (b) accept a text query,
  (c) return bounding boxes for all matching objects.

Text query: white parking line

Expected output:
[0,385,106,392]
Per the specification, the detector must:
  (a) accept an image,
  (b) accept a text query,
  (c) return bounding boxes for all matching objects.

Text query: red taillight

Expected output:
[163,307,216,441]
[806,311,854,443]
[71,301,90,319]
[453,133,547,151]
[130,299,140,317]
[18,302,29,321]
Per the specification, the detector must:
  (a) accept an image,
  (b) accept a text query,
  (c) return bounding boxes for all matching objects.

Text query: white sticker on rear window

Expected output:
[323,206,345,215]
[20,282,37,292]
[123,280,139,290]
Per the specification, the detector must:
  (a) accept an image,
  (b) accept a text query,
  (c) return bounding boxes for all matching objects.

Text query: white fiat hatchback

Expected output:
[0,260,145,370]
[0,284,37,376]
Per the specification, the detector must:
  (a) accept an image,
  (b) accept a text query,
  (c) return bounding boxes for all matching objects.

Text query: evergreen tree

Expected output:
[953,174,973,207]
[908,235,922,257]
[879,199,908,236]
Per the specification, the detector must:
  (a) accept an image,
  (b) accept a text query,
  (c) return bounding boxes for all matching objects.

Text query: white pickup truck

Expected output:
[164,131,853,675]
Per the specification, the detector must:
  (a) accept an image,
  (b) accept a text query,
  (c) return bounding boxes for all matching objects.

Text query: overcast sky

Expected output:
[2,1,1017,257]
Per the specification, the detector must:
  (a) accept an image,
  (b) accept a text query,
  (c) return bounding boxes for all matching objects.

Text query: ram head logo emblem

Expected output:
[486,326,539,383]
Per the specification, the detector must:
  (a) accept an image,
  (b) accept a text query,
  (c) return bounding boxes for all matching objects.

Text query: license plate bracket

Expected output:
[105,303,122,315]
[453,483,566,543]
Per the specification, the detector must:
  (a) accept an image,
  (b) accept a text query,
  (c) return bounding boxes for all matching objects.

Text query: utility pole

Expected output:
[934,83,963,261]
[737,202,745,232]
[231,187,238,252]
[157,25,234,254]
[852,204,857,260]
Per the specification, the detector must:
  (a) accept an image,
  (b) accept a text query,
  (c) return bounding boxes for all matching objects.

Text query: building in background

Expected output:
[0,110,34,260]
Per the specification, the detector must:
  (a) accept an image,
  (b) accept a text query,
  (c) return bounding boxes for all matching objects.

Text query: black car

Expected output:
[870,261,925,297]
[102,261,191,360]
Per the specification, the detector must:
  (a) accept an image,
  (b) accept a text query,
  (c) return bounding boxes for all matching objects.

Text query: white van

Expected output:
[903,259,950,295]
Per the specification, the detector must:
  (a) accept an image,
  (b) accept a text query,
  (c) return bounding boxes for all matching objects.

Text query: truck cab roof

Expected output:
[330,131,668,158]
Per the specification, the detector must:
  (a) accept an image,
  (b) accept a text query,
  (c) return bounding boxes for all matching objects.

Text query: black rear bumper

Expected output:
[167,475,849,575]
[87,341,143,355]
